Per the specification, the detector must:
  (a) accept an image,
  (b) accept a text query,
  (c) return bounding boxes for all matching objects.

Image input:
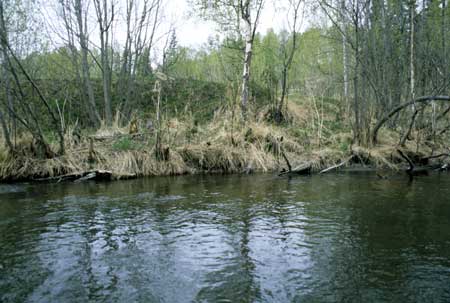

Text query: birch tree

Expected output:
[191,0,264,116]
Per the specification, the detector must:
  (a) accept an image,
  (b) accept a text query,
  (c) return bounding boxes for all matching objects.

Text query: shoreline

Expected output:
[0,149,446,184]
[1,104,448,184]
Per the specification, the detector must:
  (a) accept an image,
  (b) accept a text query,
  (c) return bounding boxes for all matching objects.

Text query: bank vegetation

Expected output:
[0,0,449,181]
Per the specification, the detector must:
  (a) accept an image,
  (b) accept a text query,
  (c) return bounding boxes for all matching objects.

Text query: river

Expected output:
[1,172,450,302]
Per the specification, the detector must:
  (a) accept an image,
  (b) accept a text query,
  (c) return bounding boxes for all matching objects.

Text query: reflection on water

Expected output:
[1,173,450,302]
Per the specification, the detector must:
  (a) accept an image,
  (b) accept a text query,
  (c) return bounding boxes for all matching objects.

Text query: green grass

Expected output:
[112,136,145,151]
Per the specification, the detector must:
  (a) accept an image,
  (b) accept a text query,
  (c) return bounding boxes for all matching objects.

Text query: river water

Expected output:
[1,173,450,302]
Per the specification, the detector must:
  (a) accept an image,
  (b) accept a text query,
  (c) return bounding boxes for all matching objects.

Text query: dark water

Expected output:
[1,173,450,303]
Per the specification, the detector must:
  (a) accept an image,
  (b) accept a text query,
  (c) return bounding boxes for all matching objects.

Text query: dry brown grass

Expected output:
[2,100,449,181]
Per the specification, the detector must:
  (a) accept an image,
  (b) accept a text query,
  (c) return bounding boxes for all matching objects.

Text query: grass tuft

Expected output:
[1,99,448,181]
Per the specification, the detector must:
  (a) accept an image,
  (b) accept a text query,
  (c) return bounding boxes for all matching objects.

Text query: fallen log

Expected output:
[75,172,97,182]
[319,156,354,174]
[34,170,113,183]
[279,162,312,176]
[75,170,112,182]
[279,144,311,176]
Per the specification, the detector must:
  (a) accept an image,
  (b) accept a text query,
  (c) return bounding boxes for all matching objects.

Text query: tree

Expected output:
[56,0,102,127]
[0,0,65,155]
[253,30,280,105]
[277,0,303,123]
[93,0,115,125]
[320,0,370,143]
[191,0,264,116]
[118,0,163,118]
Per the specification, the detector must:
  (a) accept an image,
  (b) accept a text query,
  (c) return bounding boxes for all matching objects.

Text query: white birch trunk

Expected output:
[241,18,253,115]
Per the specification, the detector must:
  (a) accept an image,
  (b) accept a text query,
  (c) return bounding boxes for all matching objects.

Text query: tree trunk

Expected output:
[278,66,288,117]
[442,0,447,88]
[409,1,415,103]
[102,46,113,125]
[94,0,114,126]
[353,19,361,144]
[0,1,62,155]
[277,0,301,122]
[241,17,253,117]
[341,0,349,104]
[75,0,101,127]
[0,108,13,152]
[2,60,14,150]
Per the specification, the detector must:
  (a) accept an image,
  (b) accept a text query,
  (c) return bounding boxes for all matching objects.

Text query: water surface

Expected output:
[1,173,450,302]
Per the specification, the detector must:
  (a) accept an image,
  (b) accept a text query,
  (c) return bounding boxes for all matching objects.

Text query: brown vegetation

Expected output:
[1,99,448,182]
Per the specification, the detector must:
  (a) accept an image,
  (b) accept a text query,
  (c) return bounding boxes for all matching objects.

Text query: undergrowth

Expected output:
[0,98,448,181]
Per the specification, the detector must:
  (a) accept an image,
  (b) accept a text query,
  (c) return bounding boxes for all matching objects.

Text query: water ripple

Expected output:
[1,174,450,302]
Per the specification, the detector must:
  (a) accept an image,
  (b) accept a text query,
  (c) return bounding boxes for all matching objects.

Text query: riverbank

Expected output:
[0,102,448,182]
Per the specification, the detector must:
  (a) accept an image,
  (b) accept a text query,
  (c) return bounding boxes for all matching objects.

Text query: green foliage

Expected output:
[2,0,450,154]
[291,27,342,92]
[339,142,350,153]
[253,29,281,103]
[112,136,143,151]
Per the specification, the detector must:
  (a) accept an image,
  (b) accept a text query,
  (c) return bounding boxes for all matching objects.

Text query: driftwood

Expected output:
[34,170,113,183]
[373,95,450,144]
[319,156,354,174]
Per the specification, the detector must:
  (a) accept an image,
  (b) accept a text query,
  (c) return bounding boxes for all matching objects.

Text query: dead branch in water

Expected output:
[280,146,292,172]
[279,162,312,176]
[34,170,114,183]
[397,149,429,178]
[319,156,354,174]
[278,140,311,176]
